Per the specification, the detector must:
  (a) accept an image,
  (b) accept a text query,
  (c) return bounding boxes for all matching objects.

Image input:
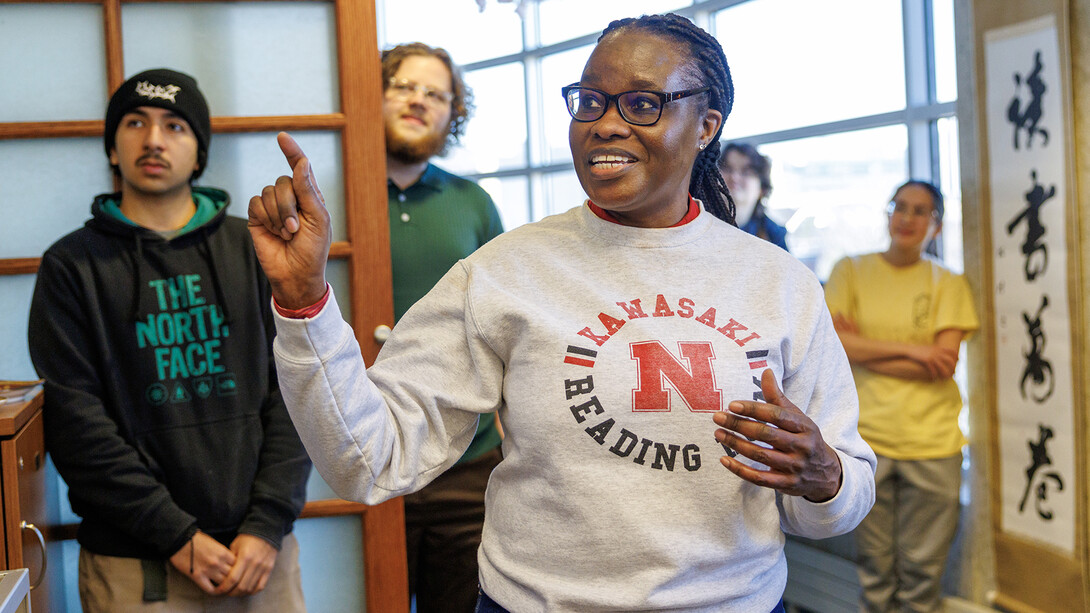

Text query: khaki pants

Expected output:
[856,454,962,613]
[78,533,306,613]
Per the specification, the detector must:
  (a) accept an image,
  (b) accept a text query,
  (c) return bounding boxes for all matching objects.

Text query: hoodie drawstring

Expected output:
[197,227,232,326]
[128,235,144,322]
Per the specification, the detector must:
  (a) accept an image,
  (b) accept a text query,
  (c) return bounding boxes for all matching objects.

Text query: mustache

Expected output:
[136,153,170,168]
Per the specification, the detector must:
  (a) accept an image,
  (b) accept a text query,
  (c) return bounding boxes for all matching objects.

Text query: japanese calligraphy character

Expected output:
[1019,424,1064,521]
[1019,295,1053,403]
[1006,50,1050,150]
[1006,170,1054,282]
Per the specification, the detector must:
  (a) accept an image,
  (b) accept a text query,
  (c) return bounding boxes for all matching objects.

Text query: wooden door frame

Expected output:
[0,1,407,609]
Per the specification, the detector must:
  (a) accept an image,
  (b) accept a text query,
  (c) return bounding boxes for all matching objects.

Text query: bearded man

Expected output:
[381,43,505,613]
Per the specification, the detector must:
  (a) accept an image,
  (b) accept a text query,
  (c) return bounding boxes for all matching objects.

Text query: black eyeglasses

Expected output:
[561,83,710,126]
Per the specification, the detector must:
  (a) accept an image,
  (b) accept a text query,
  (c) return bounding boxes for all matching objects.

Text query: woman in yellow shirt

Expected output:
[824,180,978,613]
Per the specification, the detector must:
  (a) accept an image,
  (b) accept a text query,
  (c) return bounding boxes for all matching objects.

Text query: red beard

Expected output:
[386,125,448,164]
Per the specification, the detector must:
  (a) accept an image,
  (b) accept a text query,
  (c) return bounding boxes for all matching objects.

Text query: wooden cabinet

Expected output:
[0,391,53,613]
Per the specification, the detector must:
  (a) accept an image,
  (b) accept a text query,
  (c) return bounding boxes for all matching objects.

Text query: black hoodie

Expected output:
[28,188,310,559]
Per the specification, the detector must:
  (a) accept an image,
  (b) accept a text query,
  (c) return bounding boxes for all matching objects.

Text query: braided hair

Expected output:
[600,14,737,225]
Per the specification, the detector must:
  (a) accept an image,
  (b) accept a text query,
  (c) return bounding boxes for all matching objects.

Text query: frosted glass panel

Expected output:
[0,4,107,121]
[296,516,365,613]
[305,465,340,502]
[0,276,35,380]
[122,2,338,116]
[61,540,81,613]
[0,138,113,258]
[200,131,347,242]
[325,259,353,325]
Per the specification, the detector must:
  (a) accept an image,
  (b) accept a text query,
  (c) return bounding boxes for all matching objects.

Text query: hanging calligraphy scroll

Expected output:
[985,13,1076,554]
[978,5,1086,611]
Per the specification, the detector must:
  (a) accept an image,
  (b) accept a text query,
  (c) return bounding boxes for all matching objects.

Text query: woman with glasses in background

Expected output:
[824,180,978,613]
[718,142,789,250]
[249,13,875,612]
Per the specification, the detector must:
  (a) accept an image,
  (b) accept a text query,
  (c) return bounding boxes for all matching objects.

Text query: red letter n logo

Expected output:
[630,341,722,413]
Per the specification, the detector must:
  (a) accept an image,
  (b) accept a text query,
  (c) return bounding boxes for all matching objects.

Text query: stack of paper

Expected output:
[0,380,44,406]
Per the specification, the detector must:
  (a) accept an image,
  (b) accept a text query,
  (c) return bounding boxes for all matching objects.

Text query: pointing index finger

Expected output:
[278,132,326,213]
[277,131,306,172]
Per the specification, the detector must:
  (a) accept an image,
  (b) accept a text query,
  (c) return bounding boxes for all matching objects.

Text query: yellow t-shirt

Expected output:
[824,253,978,459]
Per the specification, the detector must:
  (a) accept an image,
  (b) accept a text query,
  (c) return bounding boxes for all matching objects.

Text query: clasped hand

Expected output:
[169,531,279,596]
[247,132,333,310]
[713,369,842,502]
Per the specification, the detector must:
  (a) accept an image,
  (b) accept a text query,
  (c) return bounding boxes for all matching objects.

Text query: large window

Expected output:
[378,0,960,278]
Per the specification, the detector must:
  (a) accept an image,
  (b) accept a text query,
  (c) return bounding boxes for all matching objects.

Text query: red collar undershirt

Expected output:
[587,195,701,227]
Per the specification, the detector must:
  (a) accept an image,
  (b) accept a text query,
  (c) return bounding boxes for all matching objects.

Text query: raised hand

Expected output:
[713,369,843,502]
[248,132,332,309]
[214,534,279,597]
[169,530,236,594]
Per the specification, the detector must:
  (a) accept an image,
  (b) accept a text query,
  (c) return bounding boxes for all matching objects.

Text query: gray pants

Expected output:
[856,453,962,613]
[78,533,306,613]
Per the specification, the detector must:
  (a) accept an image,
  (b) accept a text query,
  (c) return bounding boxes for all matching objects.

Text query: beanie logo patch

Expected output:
[135,81,181,103]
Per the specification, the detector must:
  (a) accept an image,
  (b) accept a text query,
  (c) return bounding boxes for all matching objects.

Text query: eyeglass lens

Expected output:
[566,88,663,125]
[388,79,452,105]
[888,202,934,218]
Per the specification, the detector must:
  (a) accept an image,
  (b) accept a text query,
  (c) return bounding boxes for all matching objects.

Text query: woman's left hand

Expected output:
[713,368,843,502]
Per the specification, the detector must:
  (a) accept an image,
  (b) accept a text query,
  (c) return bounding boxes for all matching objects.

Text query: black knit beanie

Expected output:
[104,68,211,178]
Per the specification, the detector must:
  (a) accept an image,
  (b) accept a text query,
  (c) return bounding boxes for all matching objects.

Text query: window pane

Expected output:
[540,45,594,165]
[296,516,365,612]
[539,169,586,220]
[716,0,905,137]
[123,2,338,116]
[0,4,107,121]
[757,125,908,280]
[937,116,963,271]
[0,138,113,259]
[201,131,347,242]
[443,63,528,175]
[381,1,523,64]
[933,0,958,103]
[0,276,36,380]
[537,0,692,46]
[480,176,531,230]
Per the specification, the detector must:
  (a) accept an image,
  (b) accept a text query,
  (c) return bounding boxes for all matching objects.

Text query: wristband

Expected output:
[274,284,331,319]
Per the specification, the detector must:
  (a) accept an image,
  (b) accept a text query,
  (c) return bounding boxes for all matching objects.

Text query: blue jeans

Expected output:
[475,591,787,612]
[474,591,507,613]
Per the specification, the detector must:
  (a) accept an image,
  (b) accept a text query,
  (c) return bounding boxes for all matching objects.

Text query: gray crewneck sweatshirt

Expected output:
[272,203,876,612]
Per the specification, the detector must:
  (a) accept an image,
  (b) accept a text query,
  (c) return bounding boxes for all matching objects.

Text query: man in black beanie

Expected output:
[28,68,311,611]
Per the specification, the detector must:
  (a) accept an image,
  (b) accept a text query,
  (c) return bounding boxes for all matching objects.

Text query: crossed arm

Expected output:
[832,314,965,380]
